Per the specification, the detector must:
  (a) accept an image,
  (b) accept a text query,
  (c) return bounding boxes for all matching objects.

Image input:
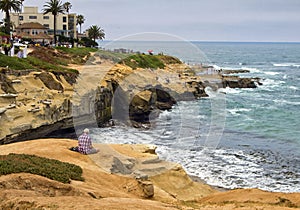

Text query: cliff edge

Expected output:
[0,139,299,210]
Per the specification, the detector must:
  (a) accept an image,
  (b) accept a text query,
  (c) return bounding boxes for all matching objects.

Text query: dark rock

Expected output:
[38,72,63,91]
[138,180,154,198]
[222,76,258,88]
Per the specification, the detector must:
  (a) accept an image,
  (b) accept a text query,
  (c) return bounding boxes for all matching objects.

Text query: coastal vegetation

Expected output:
[0,46,100,73]
[94,49,129,63]
[0,153,84,183]
[120,54,182,69]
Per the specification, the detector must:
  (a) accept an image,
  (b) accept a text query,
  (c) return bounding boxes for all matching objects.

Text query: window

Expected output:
[43,24,49,28]
[29,16,37,19]
[43,16,49,20]
[19,16,23,21]
[63,16,67,23]
[63,24,67,30]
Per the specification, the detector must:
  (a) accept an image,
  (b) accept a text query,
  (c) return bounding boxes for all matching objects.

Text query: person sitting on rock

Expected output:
[78,128,99,154]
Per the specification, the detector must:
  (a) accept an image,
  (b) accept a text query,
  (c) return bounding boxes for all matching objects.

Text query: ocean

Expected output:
[91,40,300,193]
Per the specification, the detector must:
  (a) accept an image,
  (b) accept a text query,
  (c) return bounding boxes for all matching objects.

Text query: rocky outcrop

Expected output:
[0,54,262,143]
[37,72,64,91]
[1,139,295,209]
[222,76,261,88]
[101,61,260,126]
[0,67,113,144]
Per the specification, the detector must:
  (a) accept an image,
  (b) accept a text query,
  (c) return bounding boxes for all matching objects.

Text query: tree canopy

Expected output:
[87,25,105,42]
[0,0,22,34]
[63,1,71,14]
[76,14,85,34]
[43,0,65,45]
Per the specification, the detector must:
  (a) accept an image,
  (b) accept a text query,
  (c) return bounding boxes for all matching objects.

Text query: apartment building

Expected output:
[11,6,77,39]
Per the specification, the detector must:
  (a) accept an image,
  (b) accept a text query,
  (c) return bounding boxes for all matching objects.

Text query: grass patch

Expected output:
[0,50,78,74]
[56,47,97,64]
[56,46,97,57]
[94,49,129,63]
[120,54,165,69]
[0,53,34,70]
[157,55,182,65]
[0,153,84,184]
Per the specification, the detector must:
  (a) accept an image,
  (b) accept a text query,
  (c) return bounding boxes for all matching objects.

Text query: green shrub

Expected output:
[0,153,84,184]
[120,54,165,69]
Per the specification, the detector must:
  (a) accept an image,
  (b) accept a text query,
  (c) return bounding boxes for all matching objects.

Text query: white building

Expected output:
[11,6,77,39]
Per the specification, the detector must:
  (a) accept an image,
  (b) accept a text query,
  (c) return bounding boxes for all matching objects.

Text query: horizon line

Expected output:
[100,40,300,44]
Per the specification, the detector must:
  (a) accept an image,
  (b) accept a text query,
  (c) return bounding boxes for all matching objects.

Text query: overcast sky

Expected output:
[4,0,300,42]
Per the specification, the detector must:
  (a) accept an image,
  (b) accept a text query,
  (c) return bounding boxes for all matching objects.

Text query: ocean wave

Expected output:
[228,108,251,116]
[273,99,300,106]
[209,65,261,74]
[261,79,285,87]
[273,63,300,68]
[218,87,242,94]
[264,71,280,76]
[241,67,261,73]
[288,86,298,90]
[176,148,300,193]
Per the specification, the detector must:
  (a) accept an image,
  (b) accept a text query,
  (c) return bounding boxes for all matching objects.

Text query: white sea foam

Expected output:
[228,108,251,116]
[261,79,285,88]
[212,64,221,70]
[273,99,300,106]
[264,71,280,76]
[241,67,261,73]
[273,63,300,68]
[288,86,298,90]
[218,87,242,94]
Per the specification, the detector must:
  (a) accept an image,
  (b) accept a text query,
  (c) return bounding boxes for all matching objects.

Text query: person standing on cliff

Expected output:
[78,128,99,154]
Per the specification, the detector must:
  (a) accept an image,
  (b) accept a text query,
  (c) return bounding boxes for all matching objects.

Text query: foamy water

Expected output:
[94,41,300,192]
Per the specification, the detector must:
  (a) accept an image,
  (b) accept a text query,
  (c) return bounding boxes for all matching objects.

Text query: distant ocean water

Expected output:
[93,41,300,193]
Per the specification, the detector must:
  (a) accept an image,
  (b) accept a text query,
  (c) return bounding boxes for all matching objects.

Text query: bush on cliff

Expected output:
[120,54,165,69]
[0,153,84,184]
[157,55,182,65]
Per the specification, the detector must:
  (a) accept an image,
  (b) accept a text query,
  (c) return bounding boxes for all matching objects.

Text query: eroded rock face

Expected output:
[0,56,261,143]
[38,72,64,91]
[0,173,82,197]
[128,88,176,123]
[0,69,113,144]
[0,72,17,94]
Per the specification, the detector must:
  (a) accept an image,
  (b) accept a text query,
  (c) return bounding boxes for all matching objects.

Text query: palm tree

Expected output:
[88,25,105,43]
[63,1,71,14]
[0,0,22,34]
[43,0,65,46]
[76,14,85,34]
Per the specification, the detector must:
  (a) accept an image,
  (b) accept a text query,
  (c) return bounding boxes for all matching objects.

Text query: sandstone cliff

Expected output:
[0,51,261,144]
[0,139,299,210]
